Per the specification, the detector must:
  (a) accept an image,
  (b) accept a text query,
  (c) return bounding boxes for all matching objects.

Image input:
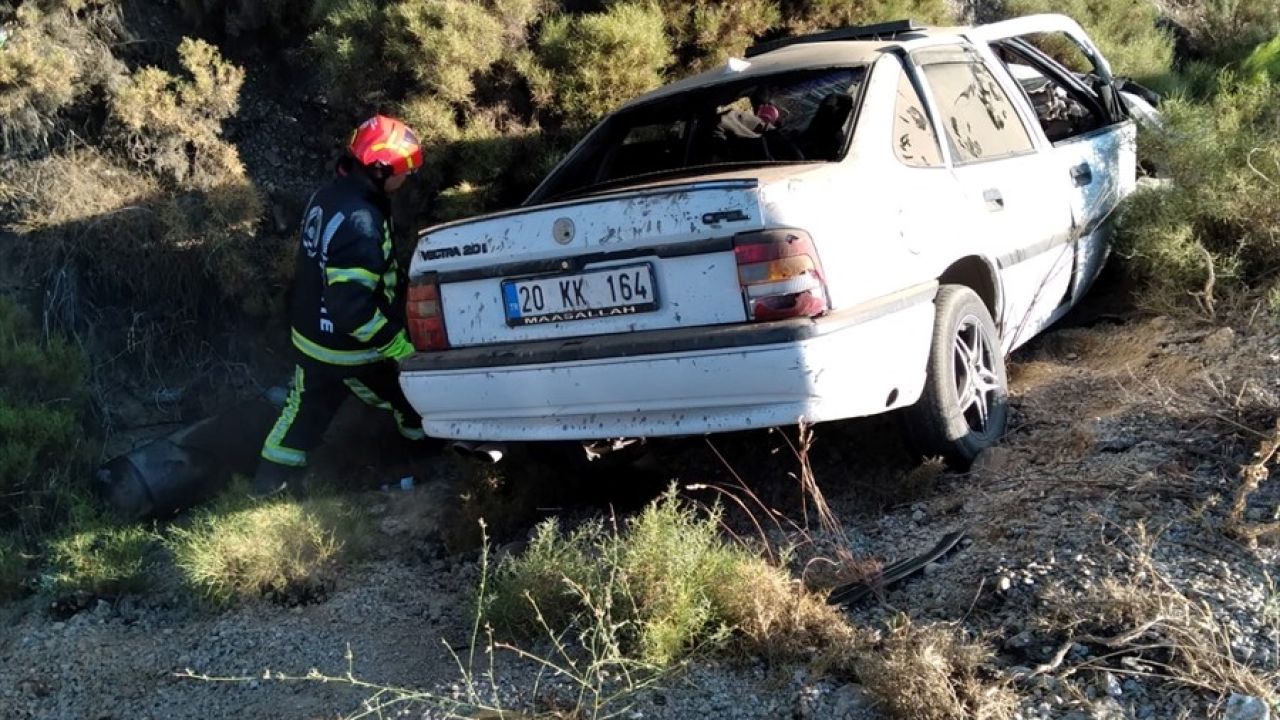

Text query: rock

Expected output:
[1202,327,1235,353]
[971,446,1011,476]
[829,683,872,718]
[911,509,926,522]
[923,562,942,576]
[1101,671,1122,698]
[1225,694,1270,720]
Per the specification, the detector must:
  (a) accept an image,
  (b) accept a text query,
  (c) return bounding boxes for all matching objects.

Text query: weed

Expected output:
[856,616,1016,720]
[488,487,856,669]
[166,486,369,606]
[0,533,26,600]
[1032,523,1278,706]
[0,296,90,527]
[45,502,157,597]
[1224,419,1280,545]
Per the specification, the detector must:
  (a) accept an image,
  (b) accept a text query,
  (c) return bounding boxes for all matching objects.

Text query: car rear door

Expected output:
[968,16,1137,304]
[910,44,1075,351]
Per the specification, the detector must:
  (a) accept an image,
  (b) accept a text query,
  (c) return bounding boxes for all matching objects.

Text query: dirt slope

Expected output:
[1,277,1277,720]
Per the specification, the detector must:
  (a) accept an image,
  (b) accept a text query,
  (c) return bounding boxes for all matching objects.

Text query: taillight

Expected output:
[406,273,449,351]
[732,229,829,322]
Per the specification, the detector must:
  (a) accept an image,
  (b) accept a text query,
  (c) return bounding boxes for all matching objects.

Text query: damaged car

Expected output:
[398,14,1151,465]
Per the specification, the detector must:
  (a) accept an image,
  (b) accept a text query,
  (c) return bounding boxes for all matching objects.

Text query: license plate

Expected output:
[502,263,659,326]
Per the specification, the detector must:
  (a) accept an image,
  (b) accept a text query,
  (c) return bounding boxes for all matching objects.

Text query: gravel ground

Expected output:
[1,294,1277,720]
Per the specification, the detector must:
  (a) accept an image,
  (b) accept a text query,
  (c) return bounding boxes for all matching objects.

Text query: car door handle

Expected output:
[983,188,1005,212]
[1071,163,1093,187]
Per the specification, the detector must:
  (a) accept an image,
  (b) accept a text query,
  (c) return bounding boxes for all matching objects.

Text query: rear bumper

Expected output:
[399,283,937,440]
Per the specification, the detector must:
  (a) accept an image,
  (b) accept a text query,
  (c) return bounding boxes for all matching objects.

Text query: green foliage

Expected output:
[386,0,505,105]
[310,0,386,106]
[0,533,27,600]
[166,487,369,605]
[45,500,157,597]
[1002,0,1174,81]
[1176,0,1280,63]
[109,37,248,188]
[655,0,780,68]
[1114,71,1280,310]
[783,0,955,33]
[1241,34,1280,81]
[488,488,846,667]
[0,297,88,527]
[533,3,672,126]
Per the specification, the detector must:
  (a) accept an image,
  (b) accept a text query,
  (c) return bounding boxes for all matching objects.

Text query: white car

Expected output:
[399,14,1144,464]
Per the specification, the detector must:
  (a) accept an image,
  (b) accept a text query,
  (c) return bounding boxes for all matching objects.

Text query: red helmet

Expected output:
[347,115,424,177]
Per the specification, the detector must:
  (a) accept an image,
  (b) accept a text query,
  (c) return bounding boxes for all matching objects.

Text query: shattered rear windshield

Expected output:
[529,66,868,203]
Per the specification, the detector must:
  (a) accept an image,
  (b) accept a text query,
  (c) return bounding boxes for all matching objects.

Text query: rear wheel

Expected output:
[905,285,1008,468]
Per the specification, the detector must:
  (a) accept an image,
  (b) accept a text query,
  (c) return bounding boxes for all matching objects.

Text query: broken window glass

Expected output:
[530,66,868,203]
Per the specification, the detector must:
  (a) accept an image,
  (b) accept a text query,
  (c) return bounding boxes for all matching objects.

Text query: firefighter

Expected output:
[254,115,426,496]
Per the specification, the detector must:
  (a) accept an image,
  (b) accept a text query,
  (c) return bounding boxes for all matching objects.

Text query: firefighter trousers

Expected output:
[260,357,425,468]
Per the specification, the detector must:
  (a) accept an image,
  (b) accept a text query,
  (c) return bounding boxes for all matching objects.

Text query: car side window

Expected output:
[892,68,943,168]
[915,47,1035,164]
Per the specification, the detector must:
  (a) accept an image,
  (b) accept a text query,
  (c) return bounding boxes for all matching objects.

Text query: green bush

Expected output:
[1114,71,1280,310]
[532,3,673,126]
[1172,0,1280,63]
[1001,0,1174,82]
[45,502,157,597]
[310,0,387,106]
[654,0,780,68]
[109,37,248,188]
[385,0,505,105]
[1241,33,1280,80]
[488,488,852,667]
[782,0,955,34]
[0,533,27,600]
[0,297,89,527]
[167,487,369,605]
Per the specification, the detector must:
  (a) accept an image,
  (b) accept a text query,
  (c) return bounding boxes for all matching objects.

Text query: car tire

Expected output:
[905,285,1009,468]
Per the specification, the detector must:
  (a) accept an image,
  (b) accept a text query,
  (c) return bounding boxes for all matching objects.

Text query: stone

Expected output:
[829,683,872,719]
[1225,694,1270,720]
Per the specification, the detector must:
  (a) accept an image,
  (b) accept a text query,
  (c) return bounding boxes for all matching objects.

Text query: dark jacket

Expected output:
[289,172,408,366]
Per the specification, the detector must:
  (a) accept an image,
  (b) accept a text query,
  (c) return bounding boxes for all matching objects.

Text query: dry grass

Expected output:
[166,487,369,606]
[1032,524,1279,706]
[855,617,1016,720]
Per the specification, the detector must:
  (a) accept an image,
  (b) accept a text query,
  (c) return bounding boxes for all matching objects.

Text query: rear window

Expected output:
[529,67,867,203]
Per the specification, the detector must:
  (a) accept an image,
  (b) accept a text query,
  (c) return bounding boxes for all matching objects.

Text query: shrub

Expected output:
[0,297,89,527]
[855,617,1015,720]
[1241,33,1280,80]
[310,0,387,107]
[385,0,505,105]
[1113,72,1280,311]
[109,37,247,188]
[1001,0,1174,82]
[488,488,855,668]
[166,488,368,605]
[653,0,780,68]
[0,533,26,600]
[45,503,157,597]
[782,0,955,34]
[1,150,269,328]
[532,3,672,126]
[0,6,85,155]
[1169,0,1280,63]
